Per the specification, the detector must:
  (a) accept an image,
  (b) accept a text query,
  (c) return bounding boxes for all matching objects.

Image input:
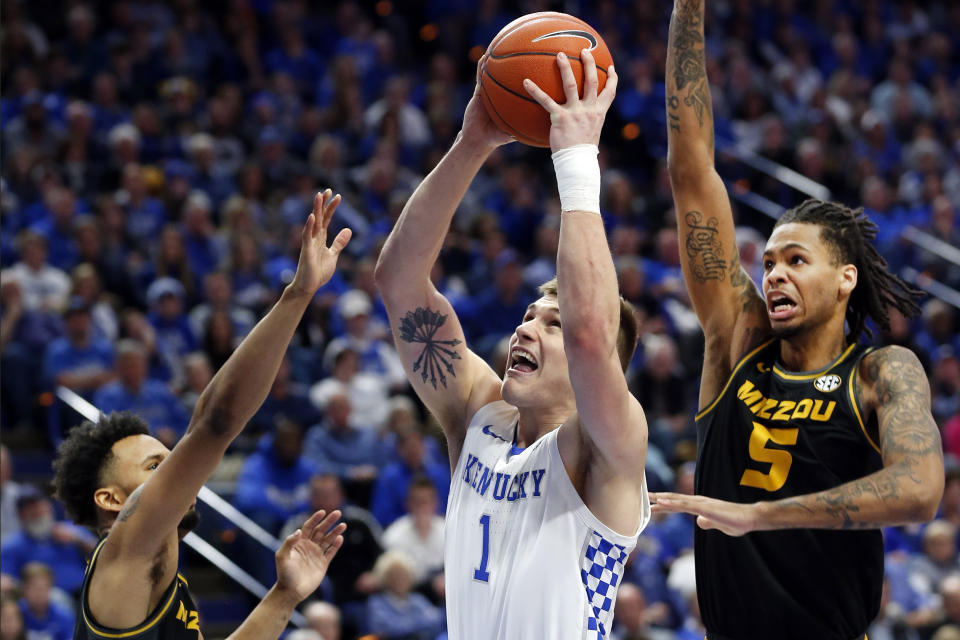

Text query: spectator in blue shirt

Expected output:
[249,356,320,447]
[235,420,315,533]
[18,562,75,640]
[366,550,444,640]
[93,339,189,447]
[146,277,197,385]
[303,391,386,498]
[180,191,226,282]
[0,489,95,596]
[43,297,114,396]
[370,426,449,528]
[43,296,116,442]
[28,186,80,272]
[117,163,166,249]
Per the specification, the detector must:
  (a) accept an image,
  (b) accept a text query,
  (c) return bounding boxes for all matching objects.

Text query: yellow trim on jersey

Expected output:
[772,342,858,380]
[83,583,179,638]
[177,573,189,587]
[696,339,776,421]
[849,348,881,455]
[82,537,181,638]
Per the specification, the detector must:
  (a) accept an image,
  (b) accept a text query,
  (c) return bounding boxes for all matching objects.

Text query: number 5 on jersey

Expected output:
[739,422,799,492]
[474,514,491,582]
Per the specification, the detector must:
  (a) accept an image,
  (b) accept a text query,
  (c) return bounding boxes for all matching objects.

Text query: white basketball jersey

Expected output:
[444,401,650,640]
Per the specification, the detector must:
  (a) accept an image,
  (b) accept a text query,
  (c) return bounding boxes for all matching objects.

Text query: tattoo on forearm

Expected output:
[668,0,712,130]
[398,307,462,390]
[118,487,142,523]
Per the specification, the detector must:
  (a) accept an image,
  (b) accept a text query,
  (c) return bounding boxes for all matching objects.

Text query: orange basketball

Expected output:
[479,12,613,147]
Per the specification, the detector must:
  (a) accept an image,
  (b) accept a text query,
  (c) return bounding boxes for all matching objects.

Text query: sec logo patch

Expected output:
[814,374,842,392]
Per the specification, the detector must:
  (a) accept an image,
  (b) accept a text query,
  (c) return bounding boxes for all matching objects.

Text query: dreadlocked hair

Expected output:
[776,198,924,342]
[52,412,150,529]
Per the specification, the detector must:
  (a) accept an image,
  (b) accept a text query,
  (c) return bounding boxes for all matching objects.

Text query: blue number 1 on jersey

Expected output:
[473,514,491,582]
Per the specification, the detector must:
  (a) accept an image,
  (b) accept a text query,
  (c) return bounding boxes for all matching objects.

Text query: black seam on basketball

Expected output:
[489,15,593,53]
[487,52,610,77]
[480,74,546,146]
[483,66,540,105]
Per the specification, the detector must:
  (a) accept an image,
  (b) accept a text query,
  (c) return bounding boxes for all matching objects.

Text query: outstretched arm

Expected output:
[652,346,943,533]
[227,510,346,640]
[107,191,351,559]
[524,51,647,533]
[666,0,768,409]
[375,63,510,465]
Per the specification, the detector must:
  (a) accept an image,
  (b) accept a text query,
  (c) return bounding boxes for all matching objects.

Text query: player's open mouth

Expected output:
[509,347,539,374]
[767,292,797,321]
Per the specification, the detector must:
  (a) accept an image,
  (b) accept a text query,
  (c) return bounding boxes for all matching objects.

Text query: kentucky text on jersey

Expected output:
[736,380,837,422]
[461,453,546,502]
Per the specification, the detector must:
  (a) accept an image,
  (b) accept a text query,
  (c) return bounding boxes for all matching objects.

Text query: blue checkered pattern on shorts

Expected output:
[579,530,628,639]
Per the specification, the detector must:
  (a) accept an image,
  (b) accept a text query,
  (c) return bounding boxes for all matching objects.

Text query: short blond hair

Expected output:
[538,278,639,372]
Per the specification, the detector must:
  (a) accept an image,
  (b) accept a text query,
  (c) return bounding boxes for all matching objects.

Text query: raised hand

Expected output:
[651,492,758,537]
[460,55,516,151]
[274,509,347,603]
[522,48,618,152]
[288,190,352,298]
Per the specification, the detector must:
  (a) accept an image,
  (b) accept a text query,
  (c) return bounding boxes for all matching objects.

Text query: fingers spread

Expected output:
[302,213,316,241]
[321,190,340,229]
[556,52,579,103]
[522,78,559,112]
[324,535,345,560]
[300,509,328,536]
[598,65,618,109]
[330,228,352,254]
[581,49,598,101]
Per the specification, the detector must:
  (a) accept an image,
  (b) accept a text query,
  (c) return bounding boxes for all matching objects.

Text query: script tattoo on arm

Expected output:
[684,211,725,281]
[667,0,712,136]
[398,307,463,390]
[780,347,942,530]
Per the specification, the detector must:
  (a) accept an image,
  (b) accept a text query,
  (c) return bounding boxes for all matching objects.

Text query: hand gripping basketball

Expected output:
[478,12,614,147]
[522,48,618,152]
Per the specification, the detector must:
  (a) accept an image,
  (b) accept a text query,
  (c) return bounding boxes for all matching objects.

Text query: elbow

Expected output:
[373,254,392,288]
[906,464,944,523]
[191,393,238,439]
[919,473,945,522]
[564,324,617,361]
[666,147,713,187]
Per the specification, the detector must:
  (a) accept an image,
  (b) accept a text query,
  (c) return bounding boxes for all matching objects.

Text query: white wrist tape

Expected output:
[552,144,601,214]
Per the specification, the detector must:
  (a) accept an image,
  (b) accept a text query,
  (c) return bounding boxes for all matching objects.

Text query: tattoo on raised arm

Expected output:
[399,307,463,390]
[668,0,712,132]
[684,211,725,281]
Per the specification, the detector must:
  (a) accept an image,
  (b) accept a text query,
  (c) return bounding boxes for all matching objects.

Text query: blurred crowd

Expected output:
[1,0,959,639]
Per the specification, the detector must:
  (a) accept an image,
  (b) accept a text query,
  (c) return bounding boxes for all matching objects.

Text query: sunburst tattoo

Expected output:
[398,307,462,389]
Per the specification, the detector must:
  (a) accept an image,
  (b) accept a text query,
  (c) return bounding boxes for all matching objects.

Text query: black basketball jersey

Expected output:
[695,339,883,640]
[75,537,201,640]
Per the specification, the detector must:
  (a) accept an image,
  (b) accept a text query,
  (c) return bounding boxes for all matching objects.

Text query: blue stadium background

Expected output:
[1,0,959,638]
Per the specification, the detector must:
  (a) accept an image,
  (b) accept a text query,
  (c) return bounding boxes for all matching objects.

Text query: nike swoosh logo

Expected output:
[531,30,598,50]
[482,425,510,443]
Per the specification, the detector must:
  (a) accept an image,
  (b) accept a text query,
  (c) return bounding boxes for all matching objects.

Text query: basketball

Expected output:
[479,12,613,147]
